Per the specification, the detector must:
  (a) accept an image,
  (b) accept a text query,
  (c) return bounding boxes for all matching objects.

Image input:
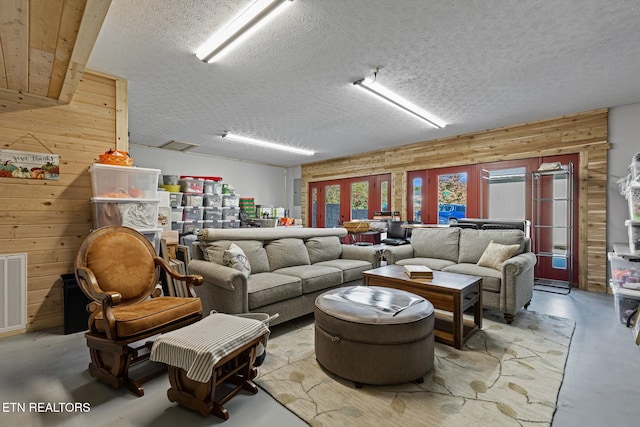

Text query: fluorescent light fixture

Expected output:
[222,132,315,156]
[196,0,293,63]
[353,77,446,129]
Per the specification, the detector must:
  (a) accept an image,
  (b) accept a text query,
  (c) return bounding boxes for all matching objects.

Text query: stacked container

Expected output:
[168,176,226,234]
[88,164,162,253]
[609,153,640,330]
[240,198,256,218]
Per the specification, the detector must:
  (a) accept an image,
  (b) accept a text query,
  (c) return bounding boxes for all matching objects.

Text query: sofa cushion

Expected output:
[247,272,302,310]
[458,229,525,264]
[477,240,521,270]
[265,238,311,271]
[305,236,342,264]
[202,240,231,264]
[411,227,460,263]
[395,257,457,271]
[274,265,343,294]
[442,263,502,292]
[233,240,270,274]
[223,243,251,278]
[314,259,372,282]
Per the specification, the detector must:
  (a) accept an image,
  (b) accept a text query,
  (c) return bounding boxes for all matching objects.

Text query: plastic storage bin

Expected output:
[625,220,640,255]
[205,219,223,229]
[183,207,204,221]
[203,180,222,194]
[610,282,640,324]
[222,207,239,220]
[169,192,183,207]
[183,193,203,207]
[629,184,640,221]
[203,207,222,221]
[222,195,240,207]
[222,219,240,229]
[139,228,163,254]
[90,198,160,229]
[608,252,640,289]
[203,193,222,207]
[183,221,198,234]
[171,207,184,221]
[179,177,204,193]
[89,164,160,199]
[172,221,186,232]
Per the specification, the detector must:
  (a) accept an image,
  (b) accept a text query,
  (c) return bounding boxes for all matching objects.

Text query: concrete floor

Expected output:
[0,288,638,427]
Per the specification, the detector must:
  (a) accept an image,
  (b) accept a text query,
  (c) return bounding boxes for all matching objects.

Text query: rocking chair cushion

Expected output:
[94,297,203,339]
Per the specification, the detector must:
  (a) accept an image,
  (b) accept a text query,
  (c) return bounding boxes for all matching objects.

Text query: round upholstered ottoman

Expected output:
[314,285,435,386]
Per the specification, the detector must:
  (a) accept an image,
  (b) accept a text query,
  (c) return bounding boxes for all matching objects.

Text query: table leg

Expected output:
[453,294,464,349]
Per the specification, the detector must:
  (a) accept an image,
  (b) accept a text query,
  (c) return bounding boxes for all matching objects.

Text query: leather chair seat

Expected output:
[94,296,202,339]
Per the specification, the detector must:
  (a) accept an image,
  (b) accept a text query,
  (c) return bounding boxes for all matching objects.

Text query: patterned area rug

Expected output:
[256,311,574,427]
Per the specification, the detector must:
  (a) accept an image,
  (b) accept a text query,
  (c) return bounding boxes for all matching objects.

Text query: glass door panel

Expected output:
[350,181,369,220]
[380,180,389,212]
[426,166,478,224]
[310,187,318,228]
[407,171,425,222]
[437,172,467,224]
[325,184,341,228]
[482,167,527,220]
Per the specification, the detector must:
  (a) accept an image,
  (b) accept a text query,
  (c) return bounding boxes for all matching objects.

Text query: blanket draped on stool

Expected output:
[150,313,269,382]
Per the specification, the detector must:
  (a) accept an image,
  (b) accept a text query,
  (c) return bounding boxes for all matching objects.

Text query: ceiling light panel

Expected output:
[222,132,314,156]
[353,77,446,129]
[196,0,294,63]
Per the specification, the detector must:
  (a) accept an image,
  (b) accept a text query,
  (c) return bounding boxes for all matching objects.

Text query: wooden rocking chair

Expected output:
[75,226,203,396]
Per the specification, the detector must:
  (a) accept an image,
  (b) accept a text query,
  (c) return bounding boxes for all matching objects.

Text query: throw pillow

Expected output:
[223,243,251,278]
[477,240,520,270]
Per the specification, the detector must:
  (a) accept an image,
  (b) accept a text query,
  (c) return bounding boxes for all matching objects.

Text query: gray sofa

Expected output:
[188,227,380,326]
[383,227,536,323]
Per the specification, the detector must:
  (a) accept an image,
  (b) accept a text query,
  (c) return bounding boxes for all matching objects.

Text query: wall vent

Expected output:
[0,254,27,333]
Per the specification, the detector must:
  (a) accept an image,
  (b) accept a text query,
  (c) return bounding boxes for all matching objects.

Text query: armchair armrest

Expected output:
[75,267,122,339]
[76,267,122,305]
[154,256,203,295]
[340,244,381,267]
[382,245,414,264]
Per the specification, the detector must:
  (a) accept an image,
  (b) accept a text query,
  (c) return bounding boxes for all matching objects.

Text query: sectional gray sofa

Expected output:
[187,227,380,326]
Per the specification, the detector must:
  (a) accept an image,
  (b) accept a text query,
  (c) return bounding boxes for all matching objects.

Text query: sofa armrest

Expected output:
[500,252,537,315]
[382,245,414,264]
[501,252,537,276]
[187,260,244,291]
[187,260,249,315]
[340,244,381,268]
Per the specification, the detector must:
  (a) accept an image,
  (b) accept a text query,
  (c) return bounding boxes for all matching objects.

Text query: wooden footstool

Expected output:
[150,313,270,420]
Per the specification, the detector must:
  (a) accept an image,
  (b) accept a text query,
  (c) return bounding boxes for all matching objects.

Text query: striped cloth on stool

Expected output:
[150,313,269,383]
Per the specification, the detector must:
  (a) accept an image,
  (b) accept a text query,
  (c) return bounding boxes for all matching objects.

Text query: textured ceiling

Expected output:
[87,0,640,167]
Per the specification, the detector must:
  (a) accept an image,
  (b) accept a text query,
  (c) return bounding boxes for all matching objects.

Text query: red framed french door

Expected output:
[309,174,391,227]
[408,166,479,224]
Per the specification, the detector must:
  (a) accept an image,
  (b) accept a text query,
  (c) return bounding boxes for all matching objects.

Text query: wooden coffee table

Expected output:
[362,265,482,349]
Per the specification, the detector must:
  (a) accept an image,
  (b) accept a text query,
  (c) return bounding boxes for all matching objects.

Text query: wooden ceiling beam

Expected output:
[58,0,111,103]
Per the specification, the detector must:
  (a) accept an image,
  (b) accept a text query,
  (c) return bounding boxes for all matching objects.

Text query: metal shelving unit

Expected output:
[531,163,574,294]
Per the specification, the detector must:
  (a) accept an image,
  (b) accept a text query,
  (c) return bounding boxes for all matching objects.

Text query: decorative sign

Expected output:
[0,149,60,180]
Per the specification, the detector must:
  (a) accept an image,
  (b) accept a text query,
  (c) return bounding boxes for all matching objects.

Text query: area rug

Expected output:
[255,311,574,427]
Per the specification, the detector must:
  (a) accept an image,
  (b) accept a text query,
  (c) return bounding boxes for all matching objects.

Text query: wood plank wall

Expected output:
[301,109,609,292]
[0,70,125,335]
